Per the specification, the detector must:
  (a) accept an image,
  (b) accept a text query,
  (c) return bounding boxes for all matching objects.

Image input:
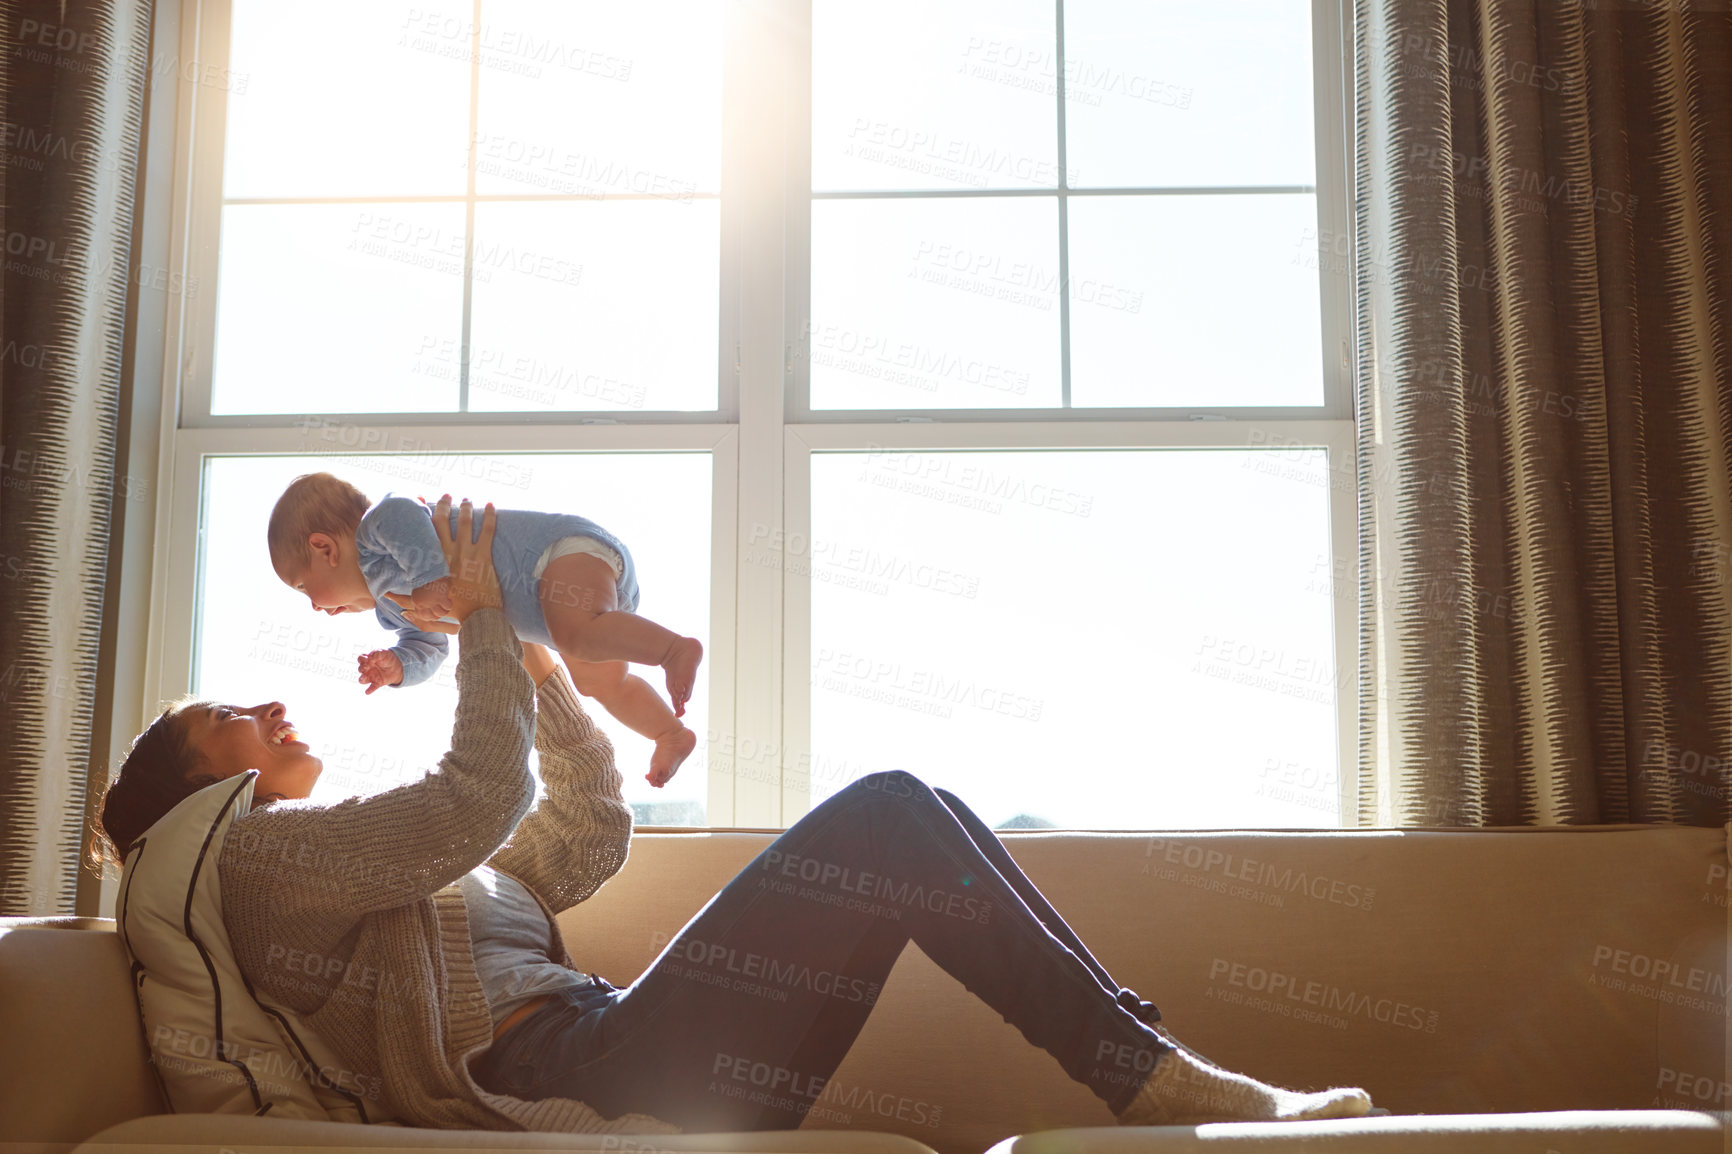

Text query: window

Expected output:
[802,448,1341,828]
[790,0,1356,827]
[155,0,736,825]
[209,0,722,417]
[137,0,1354,831]
[803,0,1326,412]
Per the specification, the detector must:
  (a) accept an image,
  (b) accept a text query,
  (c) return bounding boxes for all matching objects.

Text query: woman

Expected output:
[93,498,1373,1133]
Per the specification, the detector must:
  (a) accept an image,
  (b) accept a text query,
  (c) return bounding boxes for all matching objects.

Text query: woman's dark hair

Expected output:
[87,700,214,877]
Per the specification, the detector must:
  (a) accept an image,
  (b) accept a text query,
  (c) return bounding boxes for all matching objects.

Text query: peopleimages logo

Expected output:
[651,931,883,1006]
[708,1054,945,1127]
[1655,1066,1731,1108]
[757,849,993,925]
[151,1024,383,1099]
[230,829,415,895]
[1143,839,1376,911]
[811,649,1044,723]
[1588,945,1728,1012]
[1208,959,1439,1033]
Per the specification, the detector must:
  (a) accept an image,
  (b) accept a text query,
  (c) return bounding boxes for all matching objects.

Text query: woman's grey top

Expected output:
[459,864,592,1031]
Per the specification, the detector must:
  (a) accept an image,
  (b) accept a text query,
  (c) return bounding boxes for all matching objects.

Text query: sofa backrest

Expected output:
[556,825,1731,1154]
[1,827,1725,1154]
[0,918,167,1151]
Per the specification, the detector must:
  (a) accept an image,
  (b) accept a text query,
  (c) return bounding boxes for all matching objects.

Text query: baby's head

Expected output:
[268,472,376,615]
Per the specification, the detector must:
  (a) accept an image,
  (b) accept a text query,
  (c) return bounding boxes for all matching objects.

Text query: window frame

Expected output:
[178,0,740,428]
[777,0,1360,824]
[785,0,1357,425]
[121,0,1362,843]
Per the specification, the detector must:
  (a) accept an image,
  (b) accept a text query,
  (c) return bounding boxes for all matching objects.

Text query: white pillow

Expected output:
[115,769,393,1123]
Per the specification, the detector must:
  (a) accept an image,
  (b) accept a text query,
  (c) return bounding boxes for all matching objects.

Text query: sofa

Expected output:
[3,824,1727,1154]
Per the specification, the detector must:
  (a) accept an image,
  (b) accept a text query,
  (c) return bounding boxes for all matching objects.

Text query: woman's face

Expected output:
[185,701,322,805]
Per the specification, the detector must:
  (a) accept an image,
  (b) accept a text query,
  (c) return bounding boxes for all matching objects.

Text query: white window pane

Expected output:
[212,205,463,415]
[475,0,721,197]
[810,198,1061,409]
[813,0,1060,192]
[467,202,719,412]
[224,1,470,198]
[1064,0,1316,188]
[1068,195,1323,407]
[809,449,1340,829]
[197,453,712,826]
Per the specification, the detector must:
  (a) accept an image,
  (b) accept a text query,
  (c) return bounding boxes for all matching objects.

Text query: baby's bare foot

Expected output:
[648,725,697,788]
[663,637,704,717]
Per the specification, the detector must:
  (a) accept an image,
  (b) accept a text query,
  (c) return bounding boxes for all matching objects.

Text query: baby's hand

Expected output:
[358,650,404,695]
[412,576,454,621]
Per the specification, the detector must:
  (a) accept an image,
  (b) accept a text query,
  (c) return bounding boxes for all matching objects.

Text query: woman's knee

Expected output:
[847,770,940,807]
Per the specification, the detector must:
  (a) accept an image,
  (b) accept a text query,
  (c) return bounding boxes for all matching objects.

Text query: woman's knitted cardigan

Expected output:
[218,609,677,1133]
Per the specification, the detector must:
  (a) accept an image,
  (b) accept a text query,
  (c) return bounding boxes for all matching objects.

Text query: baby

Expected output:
[266,472,702,786]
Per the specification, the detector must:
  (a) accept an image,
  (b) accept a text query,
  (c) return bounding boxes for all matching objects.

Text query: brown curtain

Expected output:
[1352,0,1731,825]
[0,0,152,913]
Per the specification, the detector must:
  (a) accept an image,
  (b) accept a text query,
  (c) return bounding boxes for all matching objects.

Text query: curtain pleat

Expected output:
[0,1,151,913]
[1355,0,1732,826]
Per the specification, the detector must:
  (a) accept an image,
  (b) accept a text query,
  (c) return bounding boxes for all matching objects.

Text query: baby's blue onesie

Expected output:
[357,494,641,688]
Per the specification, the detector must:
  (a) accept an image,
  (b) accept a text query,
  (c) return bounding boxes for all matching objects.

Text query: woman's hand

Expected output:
[384,496,502,633]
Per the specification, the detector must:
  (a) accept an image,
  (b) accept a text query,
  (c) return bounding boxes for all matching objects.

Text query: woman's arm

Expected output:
[221,502,531,935]
[519,639,560,687]
[489,650,634,913]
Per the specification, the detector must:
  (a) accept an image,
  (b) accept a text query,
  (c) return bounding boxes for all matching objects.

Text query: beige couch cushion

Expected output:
[76,1112,944,1154]
[986,1111,1727,1154]
[0,922,165,1151]
[556,826,1729,1154]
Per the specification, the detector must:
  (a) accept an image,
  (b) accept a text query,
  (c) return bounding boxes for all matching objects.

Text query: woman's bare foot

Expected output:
[662,637,704,717]
[648,724,697,788]
[1116,1046,1372,1126]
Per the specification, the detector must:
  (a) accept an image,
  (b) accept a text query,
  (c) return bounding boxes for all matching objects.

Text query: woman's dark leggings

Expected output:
[471,771,1172,1130]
